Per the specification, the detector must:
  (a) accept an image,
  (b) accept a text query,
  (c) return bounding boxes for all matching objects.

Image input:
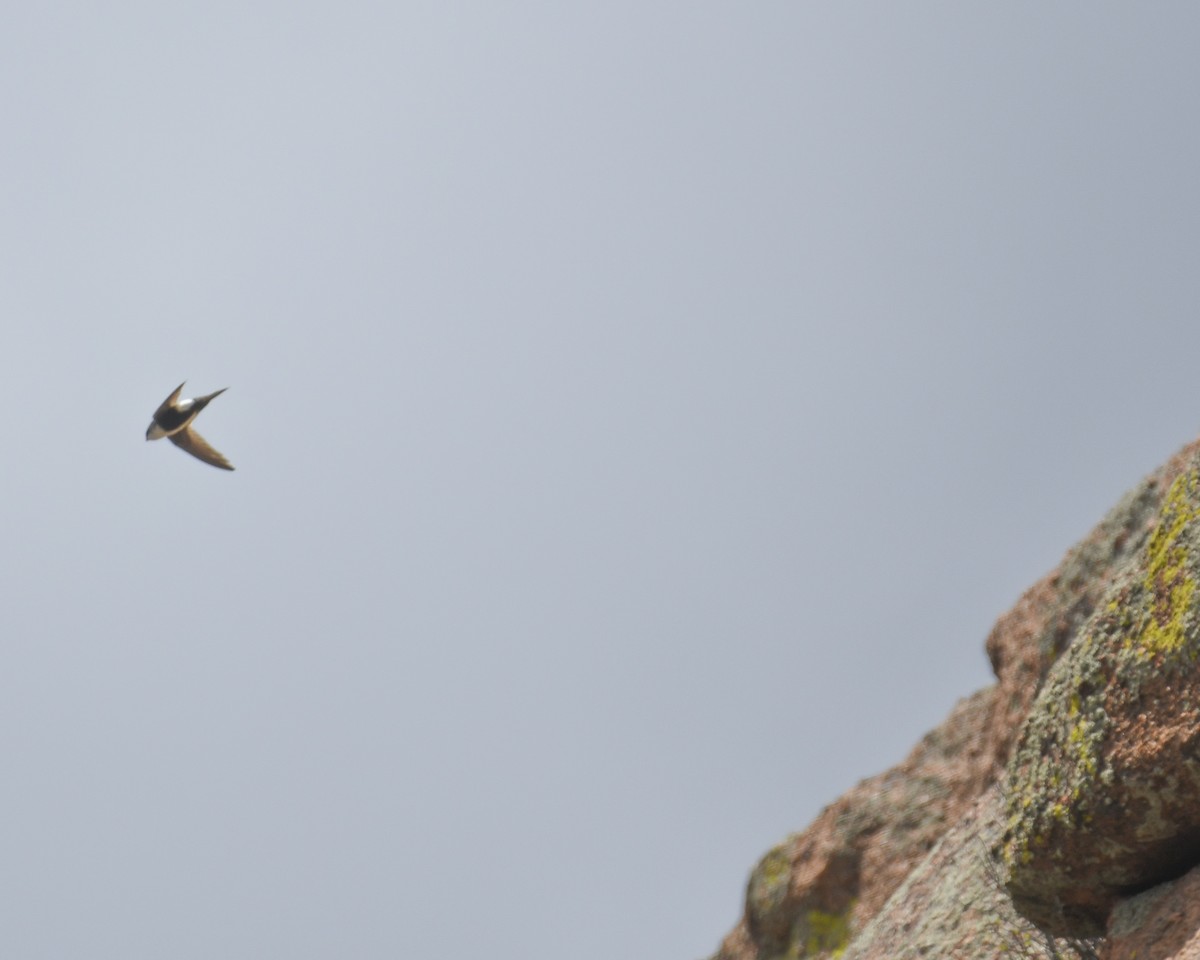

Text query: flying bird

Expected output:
[146,382,235,471]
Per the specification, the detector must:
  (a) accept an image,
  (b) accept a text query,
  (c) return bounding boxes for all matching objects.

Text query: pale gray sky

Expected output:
[3,5,1200,958]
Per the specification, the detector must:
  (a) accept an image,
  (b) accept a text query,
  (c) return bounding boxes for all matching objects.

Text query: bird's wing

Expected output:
[154,382,187,418]
[170,427,235,471]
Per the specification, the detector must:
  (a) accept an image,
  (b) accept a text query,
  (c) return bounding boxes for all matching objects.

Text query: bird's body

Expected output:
[146,382,234,470]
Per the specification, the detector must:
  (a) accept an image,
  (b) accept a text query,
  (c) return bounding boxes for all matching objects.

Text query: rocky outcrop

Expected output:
[1106,864,1200,959]
[709,438,1200,959]
[716,691,995,960]
[999,464,1200,935]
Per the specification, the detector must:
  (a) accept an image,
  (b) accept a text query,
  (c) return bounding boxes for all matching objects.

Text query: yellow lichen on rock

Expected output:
[1130,469,1200,658]
[795,906,852,959]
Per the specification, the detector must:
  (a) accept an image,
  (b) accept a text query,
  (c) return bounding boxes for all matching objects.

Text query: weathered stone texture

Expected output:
[1106,865,1200,959]
[709,438,1200,959]
[1000,457,1200,936]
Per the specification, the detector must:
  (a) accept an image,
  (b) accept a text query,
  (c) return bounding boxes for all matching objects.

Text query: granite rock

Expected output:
[708,438,1200,959]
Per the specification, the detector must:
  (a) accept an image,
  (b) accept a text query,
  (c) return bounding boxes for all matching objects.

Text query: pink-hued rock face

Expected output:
[1000,461,1200,936]
[1107,864,1200,959]
[709,438,1200,959]
[715,690,996,960]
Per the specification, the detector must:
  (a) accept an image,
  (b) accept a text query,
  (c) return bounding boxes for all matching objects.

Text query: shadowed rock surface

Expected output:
[1106,864,1200,959]
[708,438,1200,960]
